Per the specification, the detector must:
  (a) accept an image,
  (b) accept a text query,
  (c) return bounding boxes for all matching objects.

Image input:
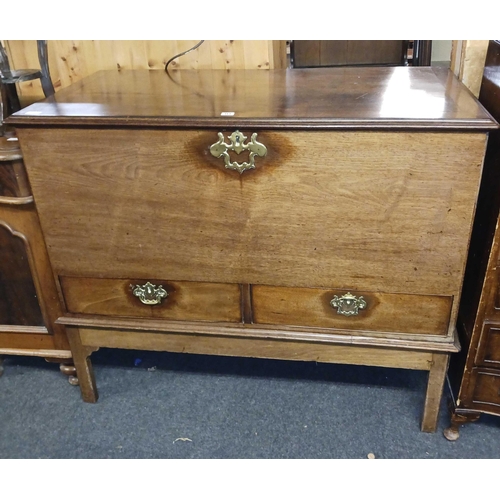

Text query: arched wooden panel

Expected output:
[0,221,44,327]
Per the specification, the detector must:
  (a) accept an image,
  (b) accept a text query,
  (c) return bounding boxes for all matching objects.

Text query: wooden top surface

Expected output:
[7,67,498,130]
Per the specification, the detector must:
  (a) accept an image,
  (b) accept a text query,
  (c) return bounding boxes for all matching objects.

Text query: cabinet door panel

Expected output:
[0,223,44,326]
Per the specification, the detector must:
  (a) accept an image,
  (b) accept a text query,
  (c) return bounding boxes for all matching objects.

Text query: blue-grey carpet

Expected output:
[1,349,499,458]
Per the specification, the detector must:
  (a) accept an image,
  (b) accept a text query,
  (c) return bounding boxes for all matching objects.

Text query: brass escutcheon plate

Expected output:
[131,282,168,305]
[209,130,267,174]
[330,292,367,316]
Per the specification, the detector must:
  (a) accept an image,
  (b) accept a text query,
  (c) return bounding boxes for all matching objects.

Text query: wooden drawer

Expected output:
[493,266,500,312]
[475,323,500,367]
[60,276,242,323]
[252,285,452,336]
[471,369,500,409]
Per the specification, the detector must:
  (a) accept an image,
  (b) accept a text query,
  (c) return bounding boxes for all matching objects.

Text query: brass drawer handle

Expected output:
[330,292,367,316]
[131,282,168,305]
[209,130,267,174]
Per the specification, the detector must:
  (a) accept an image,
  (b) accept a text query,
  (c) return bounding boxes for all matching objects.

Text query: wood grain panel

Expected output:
[7,68,495,129]
[58,314,460,352]
[292,40,321,67]
[293,41,405,68]
[0,159,31,197]
[0,332,56,349]
[0,204,70,350]
[3,40,287,103]
[79,327,434,370]
[320,41,347,66]
[61,276,242,323]
[18,129,486,304]
[252,285,452,336]
[451,40,489,97]
[421,353,450,432]
[0,346,71,357]
[0,135,31,198]
[475,324,500,366]
[345,40,405,65]
[471,369,500,407]
[0,224,44,326]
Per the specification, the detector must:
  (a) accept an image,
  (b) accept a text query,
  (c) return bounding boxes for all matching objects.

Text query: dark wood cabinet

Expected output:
[445,40,500,440]
[0,131,74,380]
[290,41,432,68]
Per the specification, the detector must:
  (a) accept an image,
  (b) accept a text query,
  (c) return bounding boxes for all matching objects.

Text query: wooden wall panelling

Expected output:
[451,40,489,97]
[3,40,54,102]
[291,41,407,68]
[322,41,347,66]
[272,40,287,70]
[3,41,287,105]
[292,41,321,67]
[209,40,245,70]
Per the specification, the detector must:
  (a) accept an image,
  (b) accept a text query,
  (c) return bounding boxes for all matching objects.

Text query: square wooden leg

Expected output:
[66,327,98,403]
[421,353,449,432]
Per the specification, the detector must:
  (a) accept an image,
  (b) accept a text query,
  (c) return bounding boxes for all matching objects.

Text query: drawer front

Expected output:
[252,285,452,336]
[475,324,500,367]
[471,369,500,409]
[60,276,242,323]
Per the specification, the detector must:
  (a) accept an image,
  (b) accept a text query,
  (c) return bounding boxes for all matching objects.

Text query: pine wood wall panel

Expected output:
[450,40,489,97]
[4,40,287,104]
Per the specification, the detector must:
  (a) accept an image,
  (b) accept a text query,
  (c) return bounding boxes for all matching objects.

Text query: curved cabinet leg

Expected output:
[443,411,481,441]
[421,353,450,433]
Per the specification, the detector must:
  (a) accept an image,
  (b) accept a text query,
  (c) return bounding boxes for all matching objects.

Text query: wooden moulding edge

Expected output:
[5,116,499,130]
[0,348,72,357]
[57,315,460,353]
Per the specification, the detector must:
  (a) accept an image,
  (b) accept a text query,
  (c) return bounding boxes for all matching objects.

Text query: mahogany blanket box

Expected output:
[8,67,498,432]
